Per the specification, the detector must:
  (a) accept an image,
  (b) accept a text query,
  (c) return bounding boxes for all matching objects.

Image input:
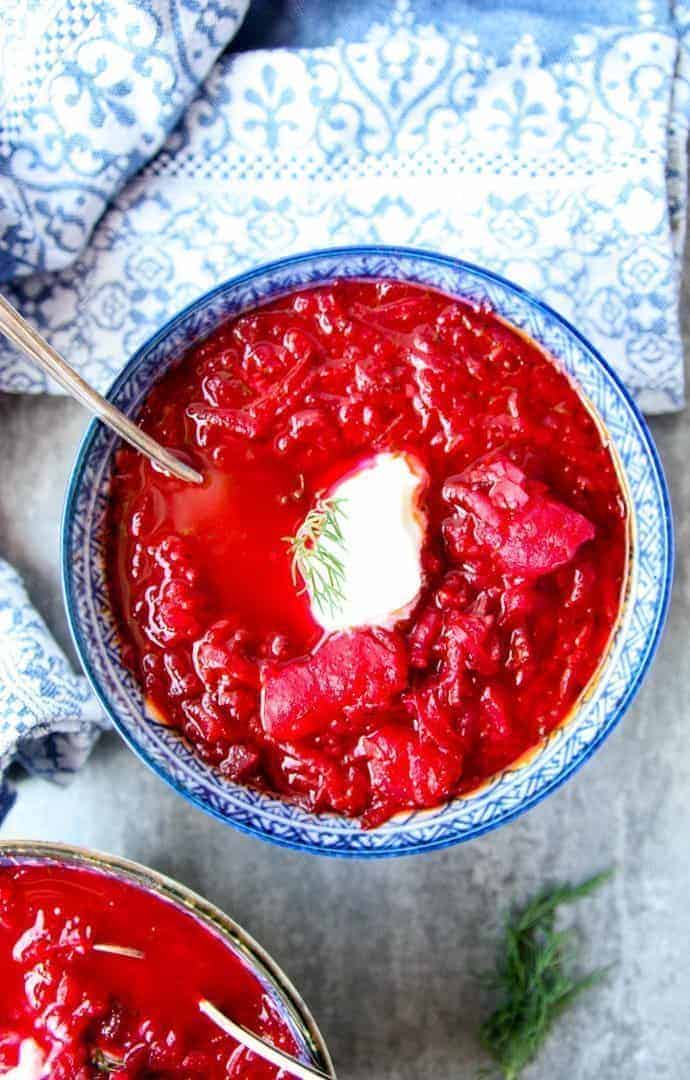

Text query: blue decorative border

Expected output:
[62,247,673,858]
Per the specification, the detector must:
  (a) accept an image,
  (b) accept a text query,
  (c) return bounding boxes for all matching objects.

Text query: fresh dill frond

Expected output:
[284,496,348,618]
[92,1048,125,1074]
[478,870,613,1080]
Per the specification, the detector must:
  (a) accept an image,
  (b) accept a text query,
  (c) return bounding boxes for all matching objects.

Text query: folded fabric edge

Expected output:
[0,558,107,820]
[0,779,17,825]
[0,1,252,284]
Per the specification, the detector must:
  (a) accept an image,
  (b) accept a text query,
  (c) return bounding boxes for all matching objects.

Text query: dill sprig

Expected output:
[479,870,613,1080]
[92,1048,125,1074]
[284,496,348,618]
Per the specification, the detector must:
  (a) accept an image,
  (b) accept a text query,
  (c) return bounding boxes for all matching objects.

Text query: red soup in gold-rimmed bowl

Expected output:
[0,841,334,1076]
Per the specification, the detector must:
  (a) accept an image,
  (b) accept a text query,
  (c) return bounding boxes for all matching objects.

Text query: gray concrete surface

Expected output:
[0,307,688,1078]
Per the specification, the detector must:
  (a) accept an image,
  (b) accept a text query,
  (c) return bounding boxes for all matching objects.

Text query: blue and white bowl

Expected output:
[62,247,673,858]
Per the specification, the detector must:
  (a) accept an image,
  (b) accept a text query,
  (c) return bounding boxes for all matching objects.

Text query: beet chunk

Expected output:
[269,744,369,816]
[260,628,408,742]
[143,536,207,648]
[443,456,595,577]
[357,725,463,826]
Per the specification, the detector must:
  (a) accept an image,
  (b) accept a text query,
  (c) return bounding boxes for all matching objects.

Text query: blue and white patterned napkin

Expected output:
[0,0,688,818]
[1,0,689,410]
[0,562,108,819]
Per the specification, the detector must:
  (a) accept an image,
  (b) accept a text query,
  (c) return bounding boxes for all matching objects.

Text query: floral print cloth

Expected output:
[0,0,687,816]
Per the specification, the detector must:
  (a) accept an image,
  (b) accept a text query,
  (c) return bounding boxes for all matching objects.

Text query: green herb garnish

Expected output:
[479,870,613,1080]
[91,1048,125,1074]
[284,496,347,618]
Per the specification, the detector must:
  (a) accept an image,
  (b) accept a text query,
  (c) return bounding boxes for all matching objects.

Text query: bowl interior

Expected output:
[62,247,672,857]
[0,840,334,1073]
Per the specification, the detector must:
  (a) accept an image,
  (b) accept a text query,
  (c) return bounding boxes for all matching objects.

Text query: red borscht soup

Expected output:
[0,861,301,1077]
[107,280,628,827]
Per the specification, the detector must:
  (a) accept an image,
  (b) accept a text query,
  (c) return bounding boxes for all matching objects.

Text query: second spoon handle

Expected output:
[199,998,335,1080]
[0,294,202,486]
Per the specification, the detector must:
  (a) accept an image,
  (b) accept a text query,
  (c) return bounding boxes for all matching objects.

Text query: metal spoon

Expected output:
[198,998,334,1080]
[0,294,202,485]
[93,943,335,1079]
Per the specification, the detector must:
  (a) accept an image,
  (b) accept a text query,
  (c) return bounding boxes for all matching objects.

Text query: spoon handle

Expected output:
[0,294,202,485]
[198,998,336,1080]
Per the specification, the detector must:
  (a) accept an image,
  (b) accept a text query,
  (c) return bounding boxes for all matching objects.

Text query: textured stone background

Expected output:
[0,275,688,1078]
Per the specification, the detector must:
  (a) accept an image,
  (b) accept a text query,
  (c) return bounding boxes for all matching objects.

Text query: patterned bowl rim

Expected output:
[0,839,335,1075]
[61,245,674,858]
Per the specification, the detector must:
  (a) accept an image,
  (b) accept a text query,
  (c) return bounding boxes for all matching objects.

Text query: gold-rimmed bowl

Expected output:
[0,839,334,1074]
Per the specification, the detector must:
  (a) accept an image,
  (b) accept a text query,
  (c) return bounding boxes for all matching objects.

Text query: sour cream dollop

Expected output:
[306,452,427,632]
[3,1039,48,1079]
